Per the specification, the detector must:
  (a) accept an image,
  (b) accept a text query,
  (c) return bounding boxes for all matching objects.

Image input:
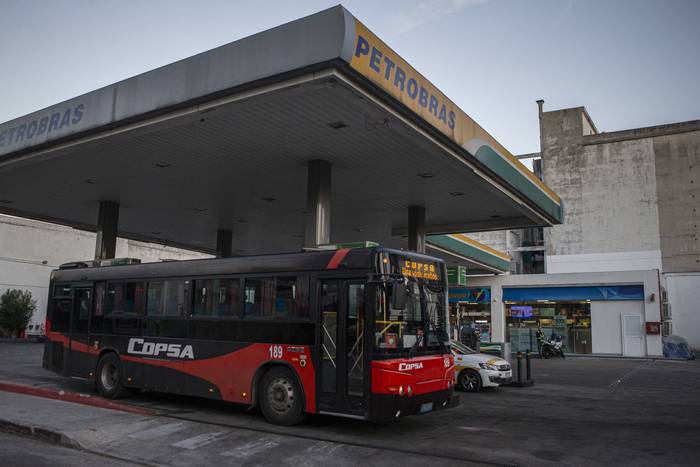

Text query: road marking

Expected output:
[172,431,224,450]
[220,437,281,458]
[129,422,187,440]
[609,360,655,388]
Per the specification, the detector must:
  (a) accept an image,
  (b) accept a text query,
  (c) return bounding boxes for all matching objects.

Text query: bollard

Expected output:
[526,349,532,381]
[516,351,523,386]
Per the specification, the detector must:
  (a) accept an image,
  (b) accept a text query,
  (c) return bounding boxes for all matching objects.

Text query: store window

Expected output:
[505,301,591,354]
[450,287,491,344]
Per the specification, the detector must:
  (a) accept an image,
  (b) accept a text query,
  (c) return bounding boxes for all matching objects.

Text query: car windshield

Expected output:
[374,278,448,357]
[450,340,476,355]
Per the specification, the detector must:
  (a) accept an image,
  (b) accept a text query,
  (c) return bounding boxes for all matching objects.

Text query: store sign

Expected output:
[449,287,490,304]
[447,266,467,286]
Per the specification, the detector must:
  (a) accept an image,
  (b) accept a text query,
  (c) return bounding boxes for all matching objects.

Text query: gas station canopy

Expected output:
[0,6,561,257]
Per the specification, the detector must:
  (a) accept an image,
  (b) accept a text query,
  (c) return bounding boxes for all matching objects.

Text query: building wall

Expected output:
[541,107,663,273]
[467,269,662,356]
[0,215,210,330]
[653,132,700,273]
[665,273,700,349]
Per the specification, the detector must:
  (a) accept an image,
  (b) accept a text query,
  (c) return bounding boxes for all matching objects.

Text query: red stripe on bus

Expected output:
[326,248,350,269]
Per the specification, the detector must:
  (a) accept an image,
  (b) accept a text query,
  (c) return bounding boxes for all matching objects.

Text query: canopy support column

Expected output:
[408,206,426,253]
[94,201,119,260]
[304,159,332,248]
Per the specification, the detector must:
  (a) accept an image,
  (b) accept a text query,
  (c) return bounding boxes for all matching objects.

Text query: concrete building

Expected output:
[0,215,210,334]
[456,104,699,355]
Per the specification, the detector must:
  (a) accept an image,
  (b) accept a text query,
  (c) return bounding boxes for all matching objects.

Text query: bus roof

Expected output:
[51,247,445,282]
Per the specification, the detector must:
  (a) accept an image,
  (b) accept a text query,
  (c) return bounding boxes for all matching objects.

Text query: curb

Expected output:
[0,418,81,449]
[0,381,156,416]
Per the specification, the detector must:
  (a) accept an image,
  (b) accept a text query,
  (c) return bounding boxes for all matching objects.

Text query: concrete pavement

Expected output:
[1,341,700,466]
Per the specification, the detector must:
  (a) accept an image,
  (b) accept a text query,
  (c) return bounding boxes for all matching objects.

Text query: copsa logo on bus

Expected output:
[127,338,195,359]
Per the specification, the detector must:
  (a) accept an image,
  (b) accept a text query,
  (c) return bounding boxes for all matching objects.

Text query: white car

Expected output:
[25,322,45,341]
[450,340,512,392]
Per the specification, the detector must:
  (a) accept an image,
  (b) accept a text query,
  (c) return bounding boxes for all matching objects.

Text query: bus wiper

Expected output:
[408,333,423,359]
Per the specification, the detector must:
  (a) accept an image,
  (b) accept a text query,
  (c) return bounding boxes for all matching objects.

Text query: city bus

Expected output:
[42,247,458,425]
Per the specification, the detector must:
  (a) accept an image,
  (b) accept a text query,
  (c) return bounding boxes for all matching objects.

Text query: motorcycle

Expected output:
[537,329,566,359]
[543,335,566,359]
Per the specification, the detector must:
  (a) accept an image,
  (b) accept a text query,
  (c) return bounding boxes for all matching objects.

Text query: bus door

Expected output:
[316,279,366,417]
[69,286,93,377]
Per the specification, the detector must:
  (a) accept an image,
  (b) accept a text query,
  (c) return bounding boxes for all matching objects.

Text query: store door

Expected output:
[622,314,644,357]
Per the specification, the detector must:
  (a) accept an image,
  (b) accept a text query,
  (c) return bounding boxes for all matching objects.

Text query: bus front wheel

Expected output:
[259,366,305,426]
[95,353,131,399]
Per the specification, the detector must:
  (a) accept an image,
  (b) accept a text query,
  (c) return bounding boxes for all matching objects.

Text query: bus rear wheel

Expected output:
[96,353,131,399]
[259,367,305,426]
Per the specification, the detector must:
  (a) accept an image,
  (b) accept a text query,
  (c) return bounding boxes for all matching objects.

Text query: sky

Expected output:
[1,0,698,156]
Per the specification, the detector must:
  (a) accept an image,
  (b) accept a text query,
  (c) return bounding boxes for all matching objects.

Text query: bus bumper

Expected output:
[369,388,459,422]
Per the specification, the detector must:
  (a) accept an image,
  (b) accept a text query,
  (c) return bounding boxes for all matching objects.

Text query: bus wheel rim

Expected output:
[101,362,118,391]
[267,377,294,413]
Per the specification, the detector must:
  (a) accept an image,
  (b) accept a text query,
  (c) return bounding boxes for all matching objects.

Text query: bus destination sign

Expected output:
[401,260,440,281]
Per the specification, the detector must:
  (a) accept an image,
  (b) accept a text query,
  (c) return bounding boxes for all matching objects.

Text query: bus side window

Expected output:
[106,281,145,335]
[90,282,105,334]
[107,282,146,315]
[51,298,72,332]
[244,276,309,319]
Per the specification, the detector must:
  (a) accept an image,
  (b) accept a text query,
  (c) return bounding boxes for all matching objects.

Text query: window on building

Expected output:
[244,276,309,319]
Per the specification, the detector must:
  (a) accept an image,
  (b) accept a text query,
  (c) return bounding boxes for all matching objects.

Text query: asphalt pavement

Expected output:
[1,340,699,466]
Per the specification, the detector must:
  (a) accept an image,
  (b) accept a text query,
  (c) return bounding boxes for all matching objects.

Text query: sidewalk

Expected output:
[0,388,456,467]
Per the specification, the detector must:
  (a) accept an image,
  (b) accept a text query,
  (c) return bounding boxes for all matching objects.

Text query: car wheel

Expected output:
[259,367,305,426]
[459,369,482,392]
[95,353,132,399]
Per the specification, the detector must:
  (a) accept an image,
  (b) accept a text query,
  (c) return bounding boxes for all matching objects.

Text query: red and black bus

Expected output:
[43,247,458,425]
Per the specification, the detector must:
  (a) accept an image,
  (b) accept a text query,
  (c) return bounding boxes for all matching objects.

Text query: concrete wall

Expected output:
[665,273,700,349]
[541,107,662,272]
[653,132,700,273]
[467,269,662,356]
[0,215,210,330]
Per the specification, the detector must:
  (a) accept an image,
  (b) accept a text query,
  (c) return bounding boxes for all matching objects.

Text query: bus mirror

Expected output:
[391,281,407,310]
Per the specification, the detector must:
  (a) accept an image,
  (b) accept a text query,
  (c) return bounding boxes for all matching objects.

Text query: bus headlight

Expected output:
[407,385,413,396]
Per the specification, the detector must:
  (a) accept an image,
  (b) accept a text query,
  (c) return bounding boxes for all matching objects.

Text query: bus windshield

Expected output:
[374,277,448,357]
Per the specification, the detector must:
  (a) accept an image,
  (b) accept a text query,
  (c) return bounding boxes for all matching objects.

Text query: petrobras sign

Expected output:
[0,105,84,150]
[350,21,458,138]
[348,18,513,160]
[0,86,115,159]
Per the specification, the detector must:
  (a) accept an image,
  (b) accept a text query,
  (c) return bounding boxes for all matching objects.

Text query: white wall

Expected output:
[591,301,645,355]
[547,250,662,274]
[666,273,700,349]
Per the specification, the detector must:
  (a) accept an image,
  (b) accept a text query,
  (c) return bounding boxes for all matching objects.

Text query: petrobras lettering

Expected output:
[127,338,195,360]
[350,29,456,132]
[0,104,84,149]
[398,362,424,371]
